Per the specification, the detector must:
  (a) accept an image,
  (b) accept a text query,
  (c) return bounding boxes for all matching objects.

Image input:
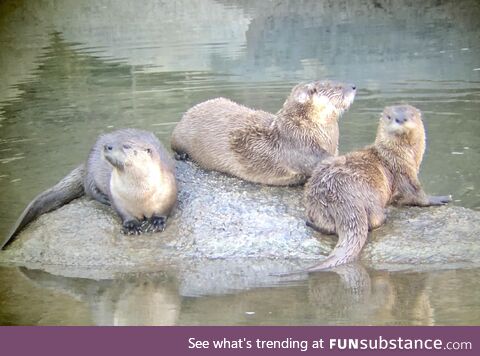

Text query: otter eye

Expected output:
[387,115,392,120]
[145,148,152,154]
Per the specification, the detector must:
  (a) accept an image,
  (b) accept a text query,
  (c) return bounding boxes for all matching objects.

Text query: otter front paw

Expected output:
[148,215,167,233]
[428,195,452,206]
[121,220,143,235]
[96,194,111,206]
[174,152,189,161]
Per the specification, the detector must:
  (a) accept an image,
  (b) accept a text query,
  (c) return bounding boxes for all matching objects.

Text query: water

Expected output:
[1,266,479,325]
[0,0,479,325]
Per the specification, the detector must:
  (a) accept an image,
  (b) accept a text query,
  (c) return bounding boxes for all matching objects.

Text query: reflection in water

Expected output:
[17,268,181,326]
[0,0,479,325]
[0,266,479,325]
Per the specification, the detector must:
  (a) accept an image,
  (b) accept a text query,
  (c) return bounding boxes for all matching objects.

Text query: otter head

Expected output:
[376,105,426,169]
[283,80,356,123]
[103,141,159,177]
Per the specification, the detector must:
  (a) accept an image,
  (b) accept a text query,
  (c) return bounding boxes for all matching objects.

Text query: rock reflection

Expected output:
[19,268,180,326]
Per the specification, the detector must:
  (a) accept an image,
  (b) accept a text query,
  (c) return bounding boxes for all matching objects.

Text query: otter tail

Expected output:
[306,205,369,272]
[1,164,86,249]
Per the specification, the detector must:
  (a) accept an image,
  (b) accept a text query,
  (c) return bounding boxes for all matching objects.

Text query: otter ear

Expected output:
[294,83,315,104]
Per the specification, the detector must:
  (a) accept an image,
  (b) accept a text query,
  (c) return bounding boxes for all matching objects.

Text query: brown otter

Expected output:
[304,105,451,271]
[2,129,177,248]
[85,129,177,234]
[171,80,356,185]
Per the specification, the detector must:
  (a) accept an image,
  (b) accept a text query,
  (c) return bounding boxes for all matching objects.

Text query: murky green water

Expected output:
[0,266,479,326]
[0,0,479,325]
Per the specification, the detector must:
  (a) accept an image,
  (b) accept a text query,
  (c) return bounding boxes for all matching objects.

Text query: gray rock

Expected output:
[1,161,479,284]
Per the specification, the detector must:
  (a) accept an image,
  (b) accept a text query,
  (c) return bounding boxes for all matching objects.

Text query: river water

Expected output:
[0,0,479,325]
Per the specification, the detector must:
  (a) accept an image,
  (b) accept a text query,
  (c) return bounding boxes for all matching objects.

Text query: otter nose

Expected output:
[395,117,406,124]
[104,144,113,151]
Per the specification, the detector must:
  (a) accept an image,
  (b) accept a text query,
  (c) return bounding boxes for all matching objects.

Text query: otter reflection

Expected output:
[10,265,447,325]
[19,268,180,326]
[307,265,434,325]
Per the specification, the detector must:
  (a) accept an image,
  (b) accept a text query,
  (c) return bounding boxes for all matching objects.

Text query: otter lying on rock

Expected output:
[171,80,356,185]
[304,105,452,271]
[2,129,177,248]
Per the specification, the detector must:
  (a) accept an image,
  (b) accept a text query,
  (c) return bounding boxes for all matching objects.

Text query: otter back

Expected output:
[171,81,356,185]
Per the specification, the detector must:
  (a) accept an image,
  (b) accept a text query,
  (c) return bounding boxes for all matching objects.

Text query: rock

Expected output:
[1,161,479,284]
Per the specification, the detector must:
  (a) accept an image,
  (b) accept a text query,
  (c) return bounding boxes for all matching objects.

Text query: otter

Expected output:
[2,129,177,248]
[304,105,451,271]
[171,80,356,185]
[85,129,177,235]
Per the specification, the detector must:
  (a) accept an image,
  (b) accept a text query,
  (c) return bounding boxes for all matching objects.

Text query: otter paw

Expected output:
[174,152,189,161]
[121,220,143,235]
[97,194,111,206]
[428,195,452,205]
[147,216,166,233]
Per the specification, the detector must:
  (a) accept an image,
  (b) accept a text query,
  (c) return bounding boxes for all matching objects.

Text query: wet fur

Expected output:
[304,105,451,271]
[171,81,356,185]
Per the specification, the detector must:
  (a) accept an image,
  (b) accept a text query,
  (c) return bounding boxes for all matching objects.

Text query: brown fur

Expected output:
[304,105,451,271]
[171,80,356,185]
[85,129,177,235]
